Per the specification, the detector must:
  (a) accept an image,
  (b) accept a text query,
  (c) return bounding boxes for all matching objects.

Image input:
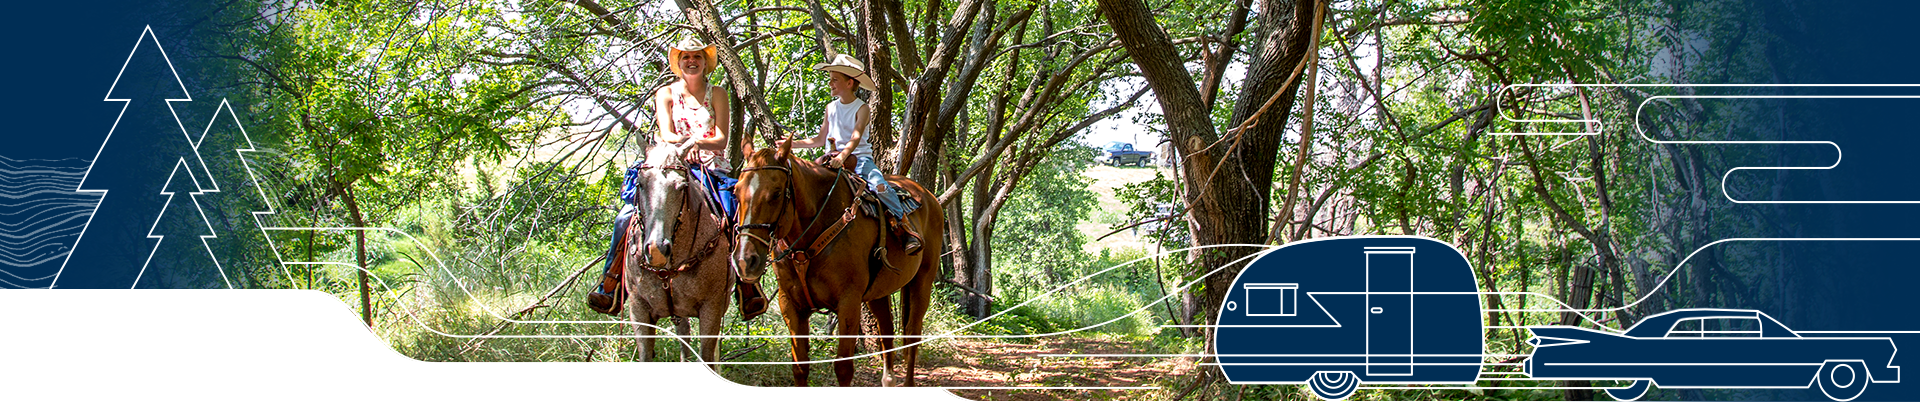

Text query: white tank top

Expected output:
[670,84,728,169]
[824,97,872,157]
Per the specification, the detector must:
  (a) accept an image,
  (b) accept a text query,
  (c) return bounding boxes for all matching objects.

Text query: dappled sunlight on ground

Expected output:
[907,335,1195,401]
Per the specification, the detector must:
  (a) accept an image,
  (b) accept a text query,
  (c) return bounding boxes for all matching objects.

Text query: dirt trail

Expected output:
[847,335,1196,401]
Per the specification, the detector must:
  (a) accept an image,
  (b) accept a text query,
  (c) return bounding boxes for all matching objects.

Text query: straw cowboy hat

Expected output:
[666,36,717,77]
[814,53,876,91]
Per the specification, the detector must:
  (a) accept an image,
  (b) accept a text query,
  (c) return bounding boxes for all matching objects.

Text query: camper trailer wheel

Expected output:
[1603,380,1650,401]
[1307,371,1357,401]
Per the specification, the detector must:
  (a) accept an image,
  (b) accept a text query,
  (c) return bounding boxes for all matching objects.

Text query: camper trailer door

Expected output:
[1365,247,1415,376]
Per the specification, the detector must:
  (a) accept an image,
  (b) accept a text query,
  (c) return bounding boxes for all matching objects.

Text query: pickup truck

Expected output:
[1097,142,1154,167]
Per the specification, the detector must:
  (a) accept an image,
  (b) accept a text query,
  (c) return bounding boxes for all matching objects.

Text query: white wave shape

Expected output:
[0,156,94,286]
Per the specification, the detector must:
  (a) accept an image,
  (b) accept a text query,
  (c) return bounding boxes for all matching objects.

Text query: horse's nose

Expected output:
[743,256,764,277]
[648,242,670,264]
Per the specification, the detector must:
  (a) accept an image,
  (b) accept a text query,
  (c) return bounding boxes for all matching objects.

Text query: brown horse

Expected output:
[625,144,734,368]
[731,141,942,386]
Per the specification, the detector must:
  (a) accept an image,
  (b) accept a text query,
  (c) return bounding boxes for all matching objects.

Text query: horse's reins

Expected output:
[736,159,855,313]
[630,162,728,316]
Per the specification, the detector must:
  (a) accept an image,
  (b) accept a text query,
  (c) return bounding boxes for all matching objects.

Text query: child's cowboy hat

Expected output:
[667,36,718,77]
[814,53,876,91]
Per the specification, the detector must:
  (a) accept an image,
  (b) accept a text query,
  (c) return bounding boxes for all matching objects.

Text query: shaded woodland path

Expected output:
[839,335,1198,400]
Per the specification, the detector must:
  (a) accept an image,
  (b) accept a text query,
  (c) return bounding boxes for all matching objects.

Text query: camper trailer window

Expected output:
[1244,283,1299,317]
[1283,287,1297,316]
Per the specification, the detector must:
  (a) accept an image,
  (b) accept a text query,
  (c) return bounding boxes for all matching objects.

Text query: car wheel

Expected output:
[1307,371,1358,401]
[1604,380,1650,401]
[1817,360,1869,401]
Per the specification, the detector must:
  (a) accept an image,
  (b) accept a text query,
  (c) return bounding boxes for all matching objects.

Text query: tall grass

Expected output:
[963,245,1191,344]
[1027,284,1157,335]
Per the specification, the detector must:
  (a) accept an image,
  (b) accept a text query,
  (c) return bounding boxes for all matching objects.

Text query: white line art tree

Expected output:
[61,26,204,289]
[193,99,283,288]
[136,158,229,289]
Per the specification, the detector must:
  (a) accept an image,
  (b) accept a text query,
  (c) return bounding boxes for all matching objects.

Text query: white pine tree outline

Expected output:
[59,25,230,288]
[199,98,292,287]
[134,158,230,288]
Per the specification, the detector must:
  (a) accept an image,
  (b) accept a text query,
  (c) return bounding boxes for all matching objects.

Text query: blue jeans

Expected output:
[686,162,738,221]
[601,204,636,275]
[854,155,910,218]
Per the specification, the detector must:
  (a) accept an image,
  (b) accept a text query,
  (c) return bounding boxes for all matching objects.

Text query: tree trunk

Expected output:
[967,177,997,318]
[1095,0,1320,376]
[345,187,371,328]
[970,225,993,317]
[859,0,897,157]
[945,183,975,314]
[907,2,1018,184]
[1198,0,1254,111]
[894,0,990,177]
[950,147,999,318]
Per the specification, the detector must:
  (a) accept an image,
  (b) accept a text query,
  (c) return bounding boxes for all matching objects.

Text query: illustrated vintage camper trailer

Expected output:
[1215,236,1484,400]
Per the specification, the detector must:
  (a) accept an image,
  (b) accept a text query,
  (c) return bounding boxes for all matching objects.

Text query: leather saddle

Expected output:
[815,153,921,220]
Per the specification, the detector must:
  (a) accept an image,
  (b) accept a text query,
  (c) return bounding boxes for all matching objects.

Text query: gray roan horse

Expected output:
[626,143,734,367]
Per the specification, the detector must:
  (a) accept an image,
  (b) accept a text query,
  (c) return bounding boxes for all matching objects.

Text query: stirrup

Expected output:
[587,258,626,316]
[587,281,625,316]
[903,237,923,256]
[892,217,923,255]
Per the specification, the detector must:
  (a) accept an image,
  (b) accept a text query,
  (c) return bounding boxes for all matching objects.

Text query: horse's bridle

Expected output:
[733,164,795,261]
[734,161,840,264]
[631,162,722,277]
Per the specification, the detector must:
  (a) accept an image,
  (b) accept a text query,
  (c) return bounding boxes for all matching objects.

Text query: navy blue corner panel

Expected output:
[3,1,256,289]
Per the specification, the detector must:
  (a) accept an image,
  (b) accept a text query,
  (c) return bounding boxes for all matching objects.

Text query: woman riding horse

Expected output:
[624,142,739,366]
[589,36,767,320]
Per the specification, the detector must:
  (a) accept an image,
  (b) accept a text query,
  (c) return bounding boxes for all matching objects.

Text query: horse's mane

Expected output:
[743,143,825,174]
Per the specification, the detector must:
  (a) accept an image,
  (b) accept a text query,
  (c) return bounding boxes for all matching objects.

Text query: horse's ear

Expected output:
[778,137,793,163]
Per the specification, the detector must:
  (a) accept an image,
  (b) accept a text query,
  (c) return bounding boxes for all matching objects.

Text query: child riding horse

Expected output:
[732,139,944,386]
[783,54,923,254]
